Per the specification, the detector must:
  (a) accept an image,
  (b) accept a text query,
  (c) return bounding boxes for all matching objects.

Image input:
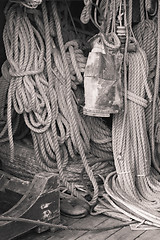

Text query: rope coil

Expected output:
[3,0,101,206]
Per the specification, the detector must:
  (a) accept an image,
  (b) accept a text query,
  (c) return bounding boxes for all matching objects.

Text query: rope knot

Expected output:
[9,62,44,78]
[65,40,86,84]
[80,0,92,24]
[100,32,121,51]
[127,90,148,108]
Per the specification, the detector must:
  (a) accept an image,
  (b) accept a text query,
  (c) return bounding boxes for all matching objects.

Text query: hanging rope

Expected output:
[133,1,160,172]
[3,1,99,206]
[102,0,160,227]
[80,0,93,24]
[104,43,160,226]
[51,0,99,205]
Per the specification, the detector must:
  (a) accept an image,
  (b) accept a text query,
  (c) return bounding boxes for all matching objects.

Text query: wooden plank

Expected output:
[75,217,124,240]
[0,172,60,240]
[15,215,80,240]
[48,214,108,240]
[105,226,145,240]
[0,170,30,195]
[135,229,160,240]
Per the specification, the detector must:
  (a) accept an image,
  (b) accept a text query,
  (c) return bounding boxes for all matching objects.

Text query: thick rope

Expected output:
[84,116,113,159]
[80,0,92,24]
[133,9,160,172]
[3,1,100,206]
[51,0,99,206]
[104,43,160,226]
[0,215,136,231]
[151,2,160,173]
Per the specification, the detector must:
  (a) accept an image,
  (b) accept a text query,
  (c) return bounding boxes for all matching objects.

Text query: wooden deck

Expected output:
[15,214,160,240]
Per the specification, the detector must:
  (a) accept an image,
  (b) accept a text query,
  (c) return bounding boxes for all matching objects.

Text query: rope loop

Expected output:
[65,40,86,84]
[80,0,92,24]
[65,40,79,50]
[100,32,121,50]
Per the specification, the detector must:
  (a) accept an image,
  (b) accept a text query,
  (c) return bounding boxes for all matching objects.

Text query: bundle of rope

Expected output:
[104,43,160,226]
[101,0,160,226]
[0,138,42,180]
[63,153,114,185]
[84,116,113,159]
[3,0,100,206]
[133,6,160,172]
[80,0,121,34]
[29,6,89,90]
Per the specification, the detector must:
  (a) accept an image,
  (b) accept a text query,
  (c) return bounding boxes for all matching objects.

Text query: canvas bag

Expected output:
[83,32,123,117]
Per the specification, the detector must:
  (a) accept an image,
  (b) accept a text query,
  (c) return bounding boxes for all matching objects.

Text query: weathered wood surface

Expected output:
[0,171,60,240]
[15,213,160,240]
[0,170,30,195]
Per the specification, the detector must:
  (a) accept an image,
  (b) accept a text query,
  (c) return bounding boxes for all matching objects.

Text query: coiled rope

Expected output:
[104,44,160,226]
[133,6,160,173]
[103,0,160,226]
[51,1,98,205]
[3,1,99,206]
[84,116,113,159]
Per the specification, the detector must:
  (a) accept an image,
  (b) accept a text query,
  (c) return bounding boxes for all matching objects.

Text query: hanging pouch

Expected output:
[83,33,123,117]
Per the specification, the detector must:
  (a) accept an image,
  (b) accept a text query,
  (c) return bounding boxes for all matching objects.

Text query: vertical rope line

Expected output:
[111,0,116,33]
[140,0,145,36]
[115,0,129,159]
[151,0,160,172]
[94,0,100,29]
[41,0,66,174]
[5,9,21,162]
[42,0,88,201]
[106,1,113,34]
[128,0,132,32]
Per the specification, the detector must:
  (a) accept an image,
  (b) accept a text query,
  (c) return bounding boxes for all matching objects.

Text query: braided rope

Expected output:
[104,43,160,225]
[80,0,92,24]
[151,3,160,173]
[2,1,102,206]
[133,18,160,172]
